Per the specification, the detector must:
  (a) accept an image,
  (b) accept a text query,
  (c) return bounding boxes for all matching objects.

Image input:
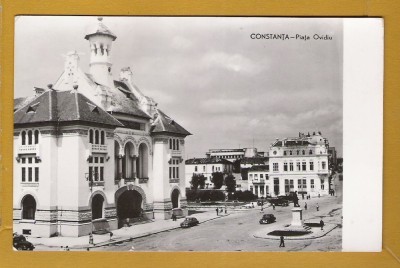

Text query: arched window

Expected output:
[309,149,313,155]
[22,195,36,220]
[95,130,99,145]
[21,131,26,145]
[176,139,179,150]
[172,139,176,150]
[302,150,305,155]
[34,130,39,144]
[28,130,33,145]
[138,143,149,179]
[100,131,105,145]
[92,194,104,220]
[289,150,292,155]
[89,129,94,144]
[169,139,172,150]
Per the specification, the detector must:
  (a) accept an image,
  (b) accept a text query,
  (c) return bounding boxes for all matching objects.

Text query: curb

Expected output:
[253,224,339,241]
[55,213,231,250]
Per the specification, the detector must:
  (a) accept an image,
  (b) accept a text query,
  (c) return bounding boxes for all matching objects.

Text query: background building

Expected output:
[185,158,233,189]
[259,132,330,197]
[13,18,191,238]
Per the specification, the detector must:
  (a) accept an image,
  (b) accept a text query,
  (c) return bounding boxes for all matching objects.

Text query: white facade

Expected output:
[13,18,190,238]
[185,158,233,189]
[248,132,330,198]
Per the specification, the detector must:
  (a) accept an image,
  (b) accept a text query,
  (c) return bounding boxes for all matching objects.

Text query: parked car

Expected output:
[259,214,276,224]
[268,197,289,206]
[13,234,35,251]
[180,217,199,228]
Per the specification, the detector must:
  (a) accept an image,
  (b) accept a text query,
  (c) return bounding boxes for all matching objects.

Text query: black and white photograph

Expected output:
[13,16,346,252]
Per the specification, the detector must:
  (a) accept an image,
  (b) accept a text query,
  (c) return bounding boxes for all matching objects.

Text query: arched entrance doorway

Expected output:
[116,190,142,228]
[22,195,36,220]
[171,189,180,209]
[92,194,104,220]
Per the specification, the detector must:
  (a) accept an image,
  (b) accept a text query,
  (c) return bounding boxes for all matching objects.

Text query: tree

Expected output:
[232,159,241,173]
[211,172,224,189]
[224,174,236,193]
[190,174,206,190]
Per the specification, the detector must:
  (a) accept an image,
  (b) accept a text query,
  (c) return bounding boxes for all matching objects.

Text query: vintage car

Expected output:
[13,234,35,251]
[259,214,276,224]
[180,217,199,228]
[268,197,289,207]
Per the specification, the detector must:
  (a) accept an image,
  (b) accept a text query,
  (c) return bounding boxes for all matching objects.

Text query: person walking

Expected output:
[279,236,285,247]
[216,208,219,216]
[320,219,325,230]
[316,203,319,211]
[304,202,307,210]
[272,204,275,210]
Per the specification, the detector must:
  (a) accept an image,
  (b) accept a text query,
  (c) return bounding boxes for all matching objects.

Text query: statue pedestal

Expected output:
[291,208,304,227]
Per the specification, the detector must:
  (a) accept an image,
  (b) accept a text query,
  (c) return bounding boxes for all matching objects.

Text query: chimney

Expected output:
[120,67,134,84]
[33,87,46,97]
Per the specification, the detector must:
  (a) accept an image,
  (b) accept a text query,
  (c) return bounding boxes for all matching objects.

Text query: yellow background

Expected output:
[1,0,399,267]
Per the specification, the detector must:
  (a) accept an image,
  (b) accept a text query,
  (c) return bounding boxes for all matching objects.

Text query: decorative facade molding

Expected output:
[153,137,169,144]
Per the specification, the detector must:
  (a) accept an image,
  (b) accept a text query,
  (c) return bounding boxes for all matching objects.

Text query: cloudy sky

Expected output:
[15,16,343,158]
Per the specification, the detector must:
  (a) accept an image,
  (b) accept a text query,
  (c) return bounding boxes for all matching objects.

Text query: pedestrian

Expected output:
[279,236,285,247]
[216,208,219,216]
[316,203,319,211]
[89,233,94,244]
[302,193,304,200]
[65,246,70,251]
[318,193,320,198]
[225,206,227,214]
[320,219,324,230]
[261,206,264,212]
[273,204,275,210]
[304,202,307,210]
[87,247,90,251]
[110,232,113,240]
[332,189,335,196]
[220,207,223,213]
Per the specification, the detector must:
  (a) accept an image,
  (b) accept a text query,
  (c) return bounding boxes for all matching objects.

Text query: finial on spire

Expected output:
[98,17,103,22]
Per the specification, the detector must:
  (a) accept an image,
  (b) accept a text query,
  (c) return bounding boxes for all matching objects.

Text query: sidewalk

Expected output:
[30,210,231,250]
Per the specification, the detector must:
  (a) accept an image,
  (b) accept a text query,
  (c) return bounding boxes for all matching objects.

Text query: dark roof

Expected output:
[185,158,232,165]
[84,19,117,41]
[249,165,269,172]
[151,109,191,136]
[272,139,310,147]
[240,157,269,165]
[14,89,123,128]
[14,96,36,112]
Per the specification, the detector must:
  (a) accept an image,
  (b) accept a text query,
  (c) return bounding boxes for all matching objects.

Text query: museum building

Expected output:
[13,18,191,237]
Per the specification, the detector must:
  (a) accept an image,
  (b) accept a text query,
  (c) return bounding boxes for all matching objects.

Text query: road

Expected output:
[95,182,342,252]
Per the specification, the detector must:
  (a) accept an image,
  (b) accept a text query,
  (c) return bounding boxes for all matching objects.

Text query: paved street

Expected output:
[93,180,342,252]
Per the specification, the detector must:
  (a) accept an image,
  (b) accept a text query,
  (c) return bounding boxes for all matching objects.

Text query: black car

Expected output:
[268,197,289,206]
[259,214,276,224]
[13,234,35,251]
[180,217,199,228]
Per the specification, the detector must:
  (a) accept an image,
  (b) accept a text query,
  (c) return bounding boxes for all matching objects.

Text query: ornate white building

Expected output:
[13,18,191,237]
[248,132,330,198]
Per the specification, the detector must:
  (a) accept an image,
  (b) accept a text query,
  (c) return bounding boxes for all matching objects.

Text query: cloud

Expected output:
[200,98,251,115]
[171,36,193,50]
[200,52,259,74]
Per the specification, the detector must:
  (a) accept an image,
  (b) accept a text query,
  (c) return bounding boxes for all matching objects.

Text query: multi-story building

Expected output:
[248,132,330,197]
[185,158,233,189]
[13,18,191,238]
[205,148,258,163]
[247,165,269,197]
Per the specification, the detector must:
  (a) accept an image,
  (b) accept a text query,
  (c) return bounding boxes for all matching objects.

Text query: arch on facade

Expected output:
[171,187,181,209]
[91,194,105,220]
[21,194,36,220]
[137,142,149,179]
[114,141,121,179]
[21,131,26,145]
[115,186,147,228]
[123,141,136,180]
